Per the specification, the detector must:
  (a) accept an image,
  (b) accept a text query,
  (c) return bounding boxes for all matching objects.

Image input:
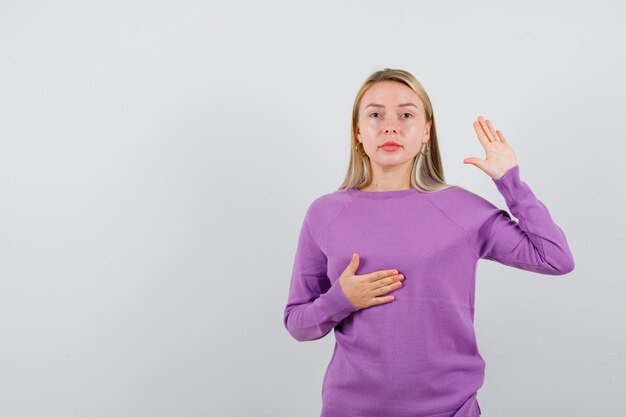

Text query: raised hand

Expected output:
[463,115,518,180]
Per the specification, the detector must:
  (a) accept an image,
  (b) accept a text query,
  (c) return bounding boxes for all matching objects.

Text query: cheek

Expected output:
[406,123,423,133]
[358,123,377,137]
[404,137,423,151]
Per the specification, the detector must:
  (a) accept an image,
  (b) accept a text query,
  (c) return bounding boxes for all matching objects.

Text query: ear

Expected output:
[425,121,432,139]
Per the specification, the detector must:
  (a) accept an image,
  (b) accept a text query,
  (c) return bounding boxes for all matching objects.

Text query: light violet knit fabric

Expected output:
[284,164,575,417]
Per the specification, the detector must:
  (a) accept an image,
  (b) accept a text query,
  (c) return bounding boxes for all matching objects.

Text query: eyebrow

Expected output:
[364,103,419,109]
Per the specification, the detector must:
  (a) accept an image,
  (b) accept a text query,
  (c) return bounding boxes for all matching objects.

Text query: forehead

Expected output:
[361,81,422,108]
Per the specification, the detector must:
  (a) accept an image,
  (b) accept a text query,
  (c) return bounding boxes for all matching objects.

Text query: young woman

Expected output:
[283,68,575,417]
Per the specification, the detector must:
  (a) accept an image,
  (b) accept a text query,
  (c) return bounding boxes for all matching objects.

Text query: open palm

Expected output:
[463,115,518,180]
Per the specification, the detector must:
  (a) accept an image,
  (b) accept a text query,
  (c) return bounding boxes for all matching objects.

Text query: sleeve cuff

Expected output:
[492,164,531,204]
[316,279,359,320]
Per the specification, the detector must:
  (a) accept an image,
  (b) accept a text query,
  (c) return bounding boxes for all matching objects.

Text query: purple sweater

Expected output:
[283,165,575,417]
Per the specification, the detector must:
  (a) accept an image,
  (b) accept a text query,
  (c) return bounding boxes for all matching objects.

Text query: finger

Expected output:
[373,273,404,288]
[485,119,501,142]
[366,269,399,283]
[375,279,402,296]
[478,115,495,141]
[472,120,490,148]
[496,129,507,144]
[372,295,395,305]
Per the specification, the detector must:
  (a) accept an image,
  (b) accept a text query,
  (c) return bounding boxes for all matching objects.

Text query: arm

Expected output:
[283,205,358,342]
[472,164,575,274]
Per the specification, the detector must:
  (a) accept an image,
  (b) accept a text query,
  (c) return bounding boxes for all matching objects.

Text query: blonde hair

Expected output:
[338,68,455,193]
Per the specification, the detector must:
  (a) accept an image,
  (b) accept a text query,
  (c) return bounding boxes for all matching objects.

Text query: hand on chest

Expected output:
[321,205,475,304]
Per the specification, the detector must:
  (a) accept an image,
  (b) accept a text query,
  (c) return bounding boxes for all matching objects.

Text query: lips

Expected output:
[380,141,402,151]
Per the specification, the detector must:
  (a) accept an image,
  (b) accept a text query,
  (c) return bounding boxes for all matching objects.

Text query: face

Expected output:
[357,80,431,170]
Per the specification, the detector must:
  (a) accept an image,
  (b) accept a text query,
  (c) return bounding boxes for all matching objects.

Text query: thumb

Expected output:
[463,157,487,171]
[345,252,360,275]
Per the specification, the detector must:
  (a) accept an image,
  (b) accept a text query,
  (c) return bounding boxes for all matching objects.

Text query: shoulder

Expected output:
[302,188,354,239]
[426,185,504,230]
[427,184,498,211]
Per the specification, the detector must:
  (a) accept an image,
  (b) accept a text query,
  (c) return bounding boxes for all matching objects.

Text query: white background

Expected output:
[1,1,625,416]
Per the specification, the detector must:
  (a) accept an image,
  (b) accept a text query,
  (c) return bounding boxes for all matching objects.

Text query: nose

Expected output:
[384,126,398,134]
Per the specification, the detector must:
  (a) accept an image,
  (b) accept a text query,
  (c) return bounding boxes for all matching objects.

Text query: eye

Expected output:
[370,112,381,118]
[402,113,413,118]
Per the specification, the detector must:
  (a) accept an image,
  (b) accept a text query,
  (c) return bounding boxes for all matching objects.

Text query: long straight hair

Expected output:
[338,68,455,193]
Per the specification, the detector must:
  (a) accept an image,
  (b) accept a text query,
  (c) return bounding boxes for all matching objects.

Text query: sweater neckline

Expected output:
[347,186,421,200]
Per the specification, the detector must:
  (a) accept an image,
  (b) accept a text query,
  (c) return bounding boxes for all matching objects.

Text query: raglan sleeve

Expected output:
[470,164,575,275]
[283,203,359,342]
